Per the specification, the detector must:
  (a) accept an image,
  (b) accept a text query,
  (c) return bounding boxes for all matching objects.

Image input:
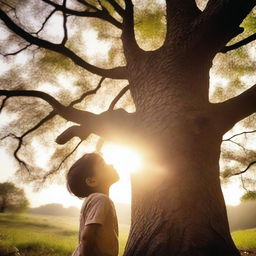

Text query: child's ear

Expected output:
[85,177,98,187]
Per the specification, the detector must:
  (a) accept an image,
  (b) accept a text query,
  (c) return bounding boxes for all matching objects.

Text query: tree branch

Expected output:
[204,0,256,25]
[0,79,103,172]
[0,96,8,112]
[94,83,130,152]
[0,79,103,145]
[75,0,99,11]
[61,0,68,45]
[166,0,200,15]
[1,43,32,57]
[214,84,256,134]
[121,0,142,59]
[106,0,125,17]
[59,83,131,151]
[0,133,18,140]
[1,81,132,169]
[56,102,137,146]
[165,0,201,43]
[32,8,56,35]
[0,83,103,132]
[55,78,105,143]
[108,84,130,110]
[233,161,256,176]
[201,0,256,55]
[71,77,105,106]
[221,32,256,53]
[0,0,14,10]
[0,89,68,113]
[0,111,56,173]
[0,89,137,145]
[223,129,256,141]
[0,9,127,79]
[40,0,122,28]
[240,175,249,192]
[222,139,246,151]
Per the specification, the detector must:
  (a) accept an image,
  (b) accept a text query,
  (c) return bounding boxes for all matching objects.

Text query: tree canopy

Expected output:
[0,0,255,199]
[1,1,256,255]
[0,181,29,212]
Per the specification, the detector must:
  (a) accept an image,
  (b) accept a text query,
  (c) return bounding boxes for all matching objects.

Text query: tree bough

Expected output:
[1,0,256,255]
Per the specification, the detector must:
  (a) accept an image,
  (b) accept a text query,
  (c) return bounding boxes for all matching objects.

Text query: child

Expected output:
[66,152,120,256]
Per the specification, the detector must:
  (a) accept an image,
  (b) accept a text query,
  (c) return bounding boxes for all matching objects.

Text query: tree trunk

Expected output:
[123,49,240,256]
[124,144,239,256]
[0,196,6,213]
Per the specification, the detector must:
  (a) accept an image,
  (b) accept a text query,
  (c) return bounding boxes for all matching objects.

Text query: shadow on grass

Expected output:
[18,242,71,256]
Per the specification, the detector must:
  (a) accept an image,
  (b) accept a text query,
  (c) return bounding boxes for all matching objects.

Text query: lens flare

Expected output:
[100,142,143,204]
[100,142,143,174]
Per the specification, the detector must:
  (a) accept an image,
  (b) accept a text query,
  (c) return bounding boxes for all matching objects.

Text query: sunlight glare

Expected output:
[100,142,143,204]
[100,142,143,174]
[222,181,244,206]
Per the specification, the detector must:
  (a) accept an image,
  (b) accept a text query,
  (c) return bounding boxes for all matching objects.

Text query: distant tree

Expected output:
[28,203,80,217]
[0,182,29,213]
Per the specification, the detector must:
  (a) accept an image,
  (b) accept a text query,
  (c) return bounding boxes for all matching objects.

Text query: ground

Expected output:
[240,250,256,256]
[0,213,255,256]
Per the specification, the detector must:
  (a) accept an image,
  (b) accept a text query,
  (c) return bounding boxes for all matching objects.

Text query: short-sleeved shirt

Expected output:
[71,192,119,256]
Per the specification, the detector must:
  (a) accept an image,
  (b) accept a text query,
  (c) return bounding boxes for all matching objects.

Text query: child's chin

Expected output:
[113,176,120,183]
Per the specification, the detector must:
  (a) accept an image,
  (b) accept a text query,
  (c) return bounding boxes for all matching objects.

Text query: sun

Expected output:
[100,142,143,174]
[100,142,144,204]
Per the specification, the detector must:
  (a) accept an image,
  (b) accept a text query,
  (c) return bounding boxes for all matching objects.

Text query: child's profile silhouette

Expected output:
[67,152,119,256]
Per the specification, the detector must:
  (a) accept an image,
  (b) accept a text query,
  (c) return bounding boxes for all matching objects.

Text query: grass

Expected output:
[0,213,79,256]
[232,228,256,250]
[0,212,129,256]
[0,212,255,256]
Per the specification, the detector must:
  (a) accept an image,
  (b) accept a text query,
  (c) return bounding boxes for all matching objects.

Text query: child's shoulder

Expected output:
[85,192,111,204]
[88,192,109,199]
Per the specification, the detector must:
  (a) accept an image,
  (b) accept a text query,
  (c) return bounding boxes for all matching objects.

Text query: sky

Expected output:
[0,139,143,208]
[0,0,251,210]
[0,139,245,209]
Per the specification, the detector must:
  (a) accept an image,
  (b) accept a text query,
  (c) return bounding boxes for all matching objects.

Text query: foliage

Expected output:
[0,182,29,212]
[134,1,166,50]
[241,191,256,202]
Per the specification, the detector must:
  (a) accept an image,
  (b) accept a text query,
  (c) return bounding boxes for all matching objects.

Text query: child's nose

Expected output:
[108,164,114,170]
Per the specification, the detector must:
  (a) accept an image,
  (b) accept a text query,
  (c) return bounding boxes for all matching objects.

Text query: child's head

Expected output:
[66,152,119,199]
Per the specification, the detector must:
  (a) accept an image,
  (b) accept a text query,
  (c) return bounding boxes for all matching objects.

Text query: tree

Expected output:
[28,203,79,216]
[0,0,256,255]
[0,182,29,213]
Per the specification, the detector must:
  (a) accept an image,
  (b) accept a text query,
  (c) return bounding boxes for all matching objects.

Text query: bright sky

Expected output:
[0,139,245,208]
[0,2,248,209]
[0,141,143,208]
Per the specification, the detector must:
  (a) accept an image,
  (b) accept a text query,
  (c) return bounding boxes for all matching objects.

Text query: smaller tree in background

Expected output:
[0,182,29,213]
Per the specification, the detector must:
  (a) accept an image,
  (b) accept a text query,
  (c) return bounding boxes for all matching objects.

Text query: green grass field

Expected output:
[0,212,255,256]
[232,229,256,250]
[0,213,129,256]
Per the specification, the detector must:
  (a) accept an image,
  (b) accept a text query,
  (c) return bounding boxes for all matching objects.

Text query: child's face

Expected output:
[93,156,120,187]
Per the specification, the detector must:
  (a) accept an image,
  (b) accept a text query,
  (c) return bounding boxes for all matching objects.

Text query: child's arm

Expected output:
[80,223,100,256]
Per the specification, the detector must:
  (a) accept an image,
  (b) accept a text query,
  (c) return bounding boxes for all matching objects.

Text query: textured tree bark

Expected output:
[124,139,240,256]
[123,48,240,256]
[0,0,254,254]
